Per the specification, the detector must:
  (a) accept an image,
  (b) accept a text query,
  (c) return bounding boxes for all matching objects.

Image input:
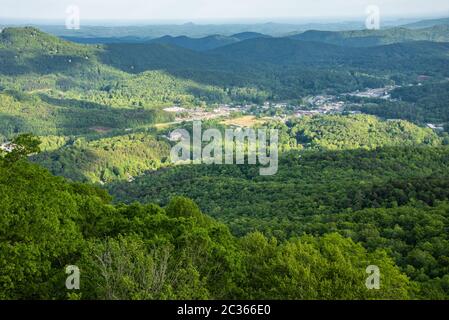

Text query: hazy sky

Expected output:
[1,0,448,22]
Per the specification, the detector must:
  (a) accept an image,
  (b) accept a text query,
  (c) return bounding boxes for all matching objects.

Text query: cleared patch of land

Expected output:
[89,126,113,133]
[221,116,265,127]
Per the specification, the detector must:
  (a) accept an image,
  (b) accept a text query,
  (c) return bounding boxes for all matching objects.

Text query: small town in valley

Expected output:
[162,86,401,125]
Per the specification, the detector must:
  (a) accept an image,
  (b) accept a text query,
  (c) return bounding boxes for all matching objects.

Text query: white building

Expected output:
[169,131,184,142]
[164,106,187,113]
[427,124,445,131]
[0,143,15,153]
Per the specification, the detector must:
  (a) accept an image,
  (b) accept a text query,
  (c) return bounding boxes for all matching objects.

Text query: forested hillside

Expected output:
[211,37,449,77]
[108,145,449,298]
[0,28,262,136]
[0,138,413,300]
[29,115,440,183]
[32,132,171,183]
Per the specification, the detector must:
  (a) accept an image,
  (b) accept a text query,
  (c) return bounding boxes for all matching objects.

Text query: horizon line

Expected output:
[1,13,448,27]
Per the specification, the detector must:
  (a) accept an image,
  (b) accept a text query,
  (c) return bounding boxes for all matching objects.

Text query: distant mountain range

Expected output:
[289,24,449,47]
[61,32,271,50]
[3,26,449,75]
[59,24,449,55]
[401,17,449,29]
[47,16,449,54]
[19,21,365,39]
[2,26,449,105]
[2,16,444,46]
[147,32,270,51]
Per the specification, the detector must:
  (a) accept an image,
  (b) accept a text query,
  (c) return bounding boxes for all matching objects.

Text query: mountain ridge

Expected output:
[289,24,449,47]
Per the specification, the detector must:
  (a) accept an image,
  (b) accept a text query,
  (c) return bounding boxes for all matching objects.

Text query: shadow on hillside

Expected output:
[0,50,30,75]
[0,53,94,76]
[0,113,30,136]
[38,94,172,135]
[97,43,263,88]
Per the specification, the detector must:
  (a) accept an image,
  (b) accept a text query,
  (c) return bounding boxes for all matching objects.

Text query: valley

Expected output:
[1,14,449,300]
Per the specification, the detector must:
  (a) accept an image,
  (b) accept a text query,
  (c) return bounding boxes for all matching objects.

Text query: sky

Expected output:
[0,0,448,22]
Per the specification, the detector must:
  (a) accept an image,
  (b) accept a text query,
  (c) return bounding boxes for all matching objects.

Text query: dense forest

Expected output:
[0,136,414,300]
[108,145,449,298]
